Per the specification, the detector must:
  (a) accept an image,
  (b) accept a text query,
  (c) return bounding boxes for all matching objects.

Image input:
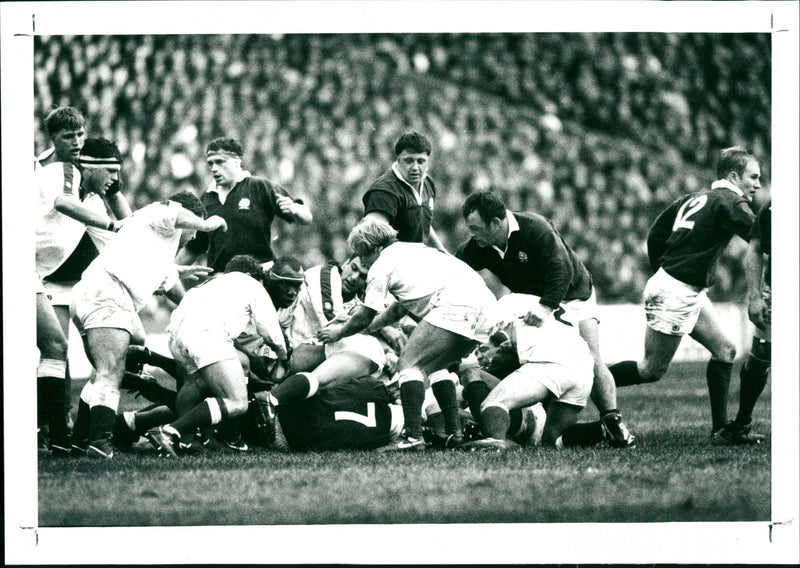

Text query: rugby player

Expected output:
[457,191,635,448]
[608,147,760,441]
[362,131,448,252]
[176,137,312,277]
[714,200,771,444]
[144,255,289,458]
[318,219,497,451]
[69,191,227,458]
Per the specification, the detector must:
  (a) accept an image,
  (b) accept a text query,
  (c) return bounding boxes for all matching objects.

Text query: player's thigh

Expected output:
[689,304,736,362]
[199,358,249,404]
[397,321,475,373]
[641,326,683,378]
[84,327,131,382]
[53,304,71,338]
[483,368,552,411]
[287,343,326,374]
[459,365,500,390]
[36,293,68,356]
[541,401,583,446]
[577,317,602,360]
[312,351,377,387]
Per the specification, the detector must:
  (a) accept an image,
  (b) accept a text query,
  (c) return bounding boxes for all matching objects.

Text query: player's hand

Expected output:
[205,215,228,232]
[520,304,553,327]
[317,323,343,344]
[276,195,296,216]
[177,265,214,283]
[380,326,407,353]
[747,297,769,330]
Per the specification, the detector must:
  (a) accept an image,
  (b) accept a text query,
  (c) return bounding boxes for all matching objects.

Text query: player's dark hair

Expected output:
[168,191,207,218]
[224,255,267,281]
[716,146,756,180]
[206,137,244,157]
[80,138,121,161]
[462,192,506,224]
[270,256,305,281]
[394,131,431,156]
[45,106,85,138]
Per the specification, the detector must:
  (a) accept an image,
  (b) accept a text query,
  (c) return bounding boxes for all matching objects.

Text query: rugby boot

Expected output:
[422,427,464,449]
[86,437,115,459]
[145,426,180,458]
[460,437,520,451]
[380,428,426,452]
[601,412,636,448]
[711,422,765,445]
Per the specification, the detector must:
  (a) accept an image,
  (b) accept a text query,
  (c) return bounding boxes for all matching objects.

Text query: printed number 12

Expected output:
[672,195,708,232]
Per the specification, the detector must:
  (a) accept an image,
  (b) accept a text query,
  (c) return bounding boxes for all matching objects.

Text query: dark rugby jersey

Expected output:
[277,376,395,451]
[752,201,771,285]
[456,211,593,309]
[647,183,754,288]
[362,168,436,243]
[185,175,300,272]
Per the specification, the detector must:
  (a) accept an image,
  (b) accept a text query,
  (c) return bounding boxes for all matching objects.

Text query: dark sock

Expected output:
[146,350,179,379]
[171,400,219,437]
[270,373,312,405]
[400,380,426,438]
[73,399,91,441]
[508,408,523,437]
[561,421,606,447]
[431,380,461,436]
[426,412,445,435]
[462,380,492,422]
[735,342,770,426]
[133,406,176,433]
[609,361,643,387]
[707,359,733,432]
[219,415,241,444]
[88,405,116,442]
[39,376,70,440]
[480,405,511,439]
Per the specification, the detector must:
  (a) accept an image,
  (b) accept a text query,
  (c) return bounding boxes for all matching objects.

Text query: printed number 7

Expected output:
[334,402,376,427]
[672,195,708,232]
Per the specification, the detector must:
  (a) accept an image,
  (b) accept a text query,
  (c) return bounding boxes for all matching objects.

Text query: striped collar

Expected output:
[391,162,427,205]
[710,179,744,197]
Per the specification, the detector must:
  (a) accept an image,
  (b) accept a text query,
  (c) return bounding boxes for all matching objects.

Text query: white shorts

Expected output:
[563,288,600,324]
[70,268,137,334]
[643,268,710,336]
[508,360,592,408]
[325,333,386,371]
[42,280,78,307]
[424,286,495,343]
[168,326,240,375]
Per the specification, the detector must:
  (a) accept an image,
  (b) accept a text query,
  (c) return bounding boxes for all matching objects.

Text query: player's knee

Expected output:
[711,341,736,363]
[638,362,665,383]
[40,334,68,360]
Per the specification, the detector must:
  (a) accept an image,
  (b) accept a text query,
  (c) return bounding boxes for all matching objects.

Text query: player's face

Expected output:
[268,279,304,309]
[53,127,85,162]
[464,211,504,248]
[735,160,761,202]
[358,250,380,271]
[206,152,241,189]
[395,150,429,187]
[340,257,367,299]
[83,167,119,196]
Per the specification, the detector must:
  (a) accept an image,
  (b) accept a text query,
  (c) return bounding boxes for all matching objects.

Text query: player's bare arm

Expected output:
[53,195,122,232]
[276,194,313,224]
[317,304,377,344]
[743,234,768,329]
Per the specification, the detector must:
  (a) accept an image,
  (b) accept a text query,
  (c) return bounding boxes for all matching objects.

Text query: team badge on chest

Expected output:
[518,251,529,262]
[238,198,251,210]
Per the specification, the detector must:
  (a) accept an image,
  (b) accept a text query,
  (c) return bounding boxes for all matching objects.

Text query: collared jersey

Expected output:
[185,175,301,272]
[82,201,182,310]
[647,182,754,288]
[363,241,489,319]
[456,211,593,309]
[362,166,436,243]
[168,271,285,349]
[752,200,771,285]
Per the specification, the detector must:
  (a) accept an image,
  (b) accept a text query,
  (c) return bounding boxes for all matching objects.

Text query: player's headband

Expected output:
[79,155,121,171]
[267,270,305,284]
[206,149,242,160]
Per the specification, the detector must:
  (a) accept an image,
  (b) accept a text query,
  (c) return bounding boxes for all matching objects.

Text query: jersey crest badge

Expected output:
[238,198,251,210]
[518,251,529,262]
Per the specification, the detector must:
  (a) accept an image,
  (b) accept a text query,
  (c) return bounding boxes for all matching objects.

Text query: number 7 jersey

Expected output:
[646,181,755,288]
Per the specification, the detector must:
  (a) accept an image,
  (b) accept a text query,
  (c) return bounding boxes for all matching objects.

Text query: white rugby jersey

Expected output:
[168,271,285,349]
[494,293,593,369]
[82,201,182,310]
[35,161,113,277]
[363,242,489,319]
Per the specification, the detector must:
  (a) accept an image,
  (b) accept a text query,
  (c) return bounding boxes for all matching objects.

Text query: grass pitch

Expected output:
[38,361,770,526]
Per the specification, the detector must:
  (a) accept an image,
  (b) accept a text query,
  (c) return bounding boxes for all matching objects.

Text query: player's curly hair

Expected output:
[347,218,398,258]
[394,131,431,156]
[224,255,267,282]
[462,191,506,224]
[168,191,206,219]
[206,137,244,157]
[80,138,122,161]
[45,106,85,138]
[717,146,757,180]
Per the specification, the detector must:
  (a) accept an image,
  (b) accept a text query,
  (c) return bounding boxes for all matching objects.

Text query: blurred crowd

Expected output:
[33,33,770,303]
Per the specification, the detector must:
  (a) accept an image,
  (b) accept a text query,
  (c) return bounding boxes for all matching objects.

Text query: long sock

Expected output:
[462,380,492,422]
[400,380,426,438]
[88,405,116,442]
[480,404,511,439]
[735,343,770,426]
[508,408,524,436]
[431,380,461,436]
[73,399,91,441]
[270,373,315,405]
[134,406,176,433]
[39,376,70,440]
[172,398,228,437]
[146,350,179,379]
[561,421,606,447]
[707,359,733,432]
[609,361,643,387]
